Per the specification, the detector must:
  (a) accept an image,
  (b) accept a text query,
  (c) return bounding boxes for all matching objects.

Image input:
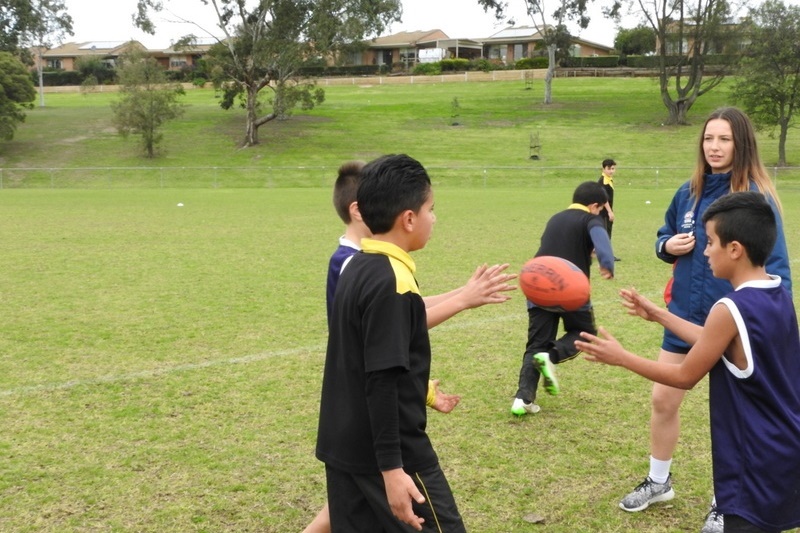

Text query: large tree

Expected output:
[111,48,186,158]
[614,24,656,56]
[134,0,401,147]
[0,0,71,55]
[477,0,621,104]
[730,0,800,166]
[24,0,73,107]
[634,0,737,125]
[0,51,36,140]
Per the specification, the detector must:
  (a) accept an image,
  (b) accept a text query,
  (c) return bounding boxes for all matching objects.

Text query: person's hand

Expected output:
[666,233,695,256]
[608,211,615,222]
[599,266,613,280]
[459,263,517,309]
[382,468,425,531]
[575,327,626,366]
[620,288,660,322]
[430,379,460,413]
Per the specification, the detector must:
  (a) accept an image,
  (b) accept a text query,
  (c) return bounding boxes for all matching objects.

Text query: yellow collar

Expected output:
[601,172,614,186]
[568,203,591,212]
[360,238,416,274]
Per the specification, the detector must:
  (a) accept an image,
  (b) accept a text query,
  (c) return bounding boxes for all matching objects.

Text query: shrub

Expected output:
[440,58,470,72]
[412,62,442,75]
[562,55,621,68]
[515,57,548,69]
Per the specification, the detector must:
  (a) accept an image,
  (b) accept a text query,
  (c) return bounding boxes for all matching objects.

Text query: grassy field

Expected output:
[1,78,799,532]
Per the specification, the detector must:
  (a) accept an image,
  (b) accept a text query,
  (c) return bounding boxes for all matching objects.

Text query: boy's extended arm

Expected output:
[576,304,736,389]
[424,263,516,329]
[620,288,703,346]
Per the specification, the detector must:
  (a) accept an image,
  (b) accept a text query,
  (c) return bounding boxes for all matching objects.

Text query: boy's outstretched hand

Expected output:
[620,288,661,322]
[575,327,628,366]
[382,468,426,531]
[461,263,517,308]
[430,379,461,413]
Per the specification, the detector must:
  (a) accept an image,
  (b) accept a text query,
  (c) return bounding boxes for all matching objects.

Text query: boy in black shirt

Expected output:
[316,154,465,532]
[511,181,615,416]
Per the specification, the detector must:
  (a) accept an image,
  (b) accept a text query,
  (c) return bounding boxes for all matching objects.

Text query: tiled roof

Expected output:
[368,30,448,47]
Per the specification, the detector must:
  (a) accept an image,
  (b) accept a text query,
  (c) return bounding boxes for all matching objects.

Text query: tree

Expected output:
[614,24,656,56]
[111,48,186,158]
[25,0,73,108]
[0,51,36,140]
[134,0,401,147]
[633,0,738,125]
[730,0,800,166]
[477,0,621,104]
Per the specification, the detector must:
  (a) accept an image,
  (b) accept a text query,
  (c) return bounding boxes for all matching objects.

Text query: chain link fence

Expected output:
[1,165,799,190]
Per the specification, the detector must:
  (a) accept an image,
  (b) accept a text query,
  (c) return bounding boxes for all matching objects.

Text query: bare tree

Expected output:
[477,0,621,104]
[636,0,738,125]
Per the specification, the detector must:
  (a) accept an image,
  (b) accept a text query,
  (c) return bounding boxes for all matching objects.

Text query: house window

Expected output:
[346,51,363,65]
[170,59,188,68]
[513,44,527,60]
[47,59,62,69]
[399,47,416,66]
[488,45,507,62]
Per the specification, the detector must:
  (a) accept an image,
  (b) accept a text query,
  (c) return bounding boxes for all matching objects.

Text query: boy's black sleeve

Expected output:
[365,366,405,471]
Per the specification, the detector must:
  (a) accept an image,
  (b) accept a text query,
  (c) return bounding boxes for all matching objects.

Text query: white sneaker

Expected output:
[511,398,541,416]
[700,498,724,533]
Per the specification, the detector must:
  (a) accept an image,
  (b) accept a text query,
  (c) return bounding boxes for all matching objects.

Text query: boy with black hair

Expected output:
[577,191,800,532]
[306,159,515,533]
[316,154,467,532]
[511,180,615,416]
[597,158,620,260]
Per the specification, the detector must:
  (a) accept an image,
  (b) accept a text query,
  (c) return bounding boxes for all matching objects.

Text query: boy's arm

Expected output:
[576,304,737,389]
[366,369,426,530]
[589,225,614,279]
[424,263,516,329]
[620,288,703,346]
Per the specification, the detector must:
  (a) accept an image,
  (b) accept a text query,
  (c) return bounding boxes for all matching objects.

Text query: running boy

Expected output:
[316,154,466,532]
[511,181,615,416]
[576,192,800,532]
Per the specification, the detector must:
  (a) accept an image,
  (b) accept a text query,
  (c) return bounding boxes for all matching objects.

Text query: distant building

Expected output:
[36,41,147,71]
[481,26,614,63]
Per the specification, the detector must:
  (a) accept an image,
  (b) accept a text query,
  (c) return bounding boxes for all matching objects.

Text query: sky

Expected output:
[62,0,630,49]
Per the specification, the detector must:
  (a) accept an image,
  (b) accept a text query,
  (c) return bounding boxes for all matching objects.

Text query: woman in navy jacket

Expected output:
[618,107,792,531]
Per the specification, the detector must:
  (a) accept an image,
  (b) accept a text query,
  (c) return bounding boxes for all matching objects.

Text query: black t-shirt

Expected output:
[316,239,436,474]
[536,205,606,277]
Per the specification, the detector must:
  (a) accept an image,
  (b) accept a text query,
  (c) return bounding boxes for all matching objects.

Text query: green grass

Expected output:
[1,78,799,531]
[3,77,799,177]
[1,186,799,532]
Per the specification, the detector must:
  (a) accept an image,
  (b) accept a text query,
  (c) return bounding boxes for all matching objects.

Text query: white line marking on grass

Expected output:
[0,345,325,398]
[0,294,634,398]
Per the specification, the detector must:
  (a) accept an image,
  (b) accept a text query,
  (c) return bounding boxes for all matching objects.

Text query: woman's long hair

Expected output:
[690,107,782,213]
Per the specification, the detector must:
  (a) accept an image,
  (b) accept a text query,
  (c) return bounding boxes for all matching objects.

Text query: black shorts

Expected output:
[326,463,466,533]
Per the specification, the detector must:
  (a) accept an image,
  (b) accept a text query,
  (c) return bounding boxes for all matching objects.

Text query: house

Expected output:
[350,26,614,70]
[480,25,614,64]
[37,41,148,71]
[150,38,216,72]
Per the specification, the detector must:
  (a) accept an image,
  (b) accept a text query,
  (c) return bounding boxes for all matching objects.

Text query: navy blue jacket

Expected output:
[656,173,792,351]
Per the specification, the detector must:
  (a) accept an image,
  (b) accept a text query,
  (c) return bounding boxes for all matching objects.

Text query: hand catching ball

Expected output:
[519,256,590,311]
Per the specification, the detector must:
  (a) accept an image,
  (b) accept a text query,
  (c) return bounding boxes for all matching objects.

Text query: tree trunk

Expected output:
[778,118,788,166]
[244,86,260,146]
[37,50,45,108]
[544,44,556,105]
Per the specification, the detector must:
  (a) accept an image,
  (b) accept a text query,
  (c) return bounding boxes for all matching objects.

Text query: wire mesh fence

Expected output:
[2,165,800,190]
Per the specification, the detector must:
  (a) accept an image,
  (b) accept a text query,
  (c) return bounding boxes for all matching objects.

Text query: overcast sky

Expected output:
[62,0,629,49]
[62,0,795,50]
